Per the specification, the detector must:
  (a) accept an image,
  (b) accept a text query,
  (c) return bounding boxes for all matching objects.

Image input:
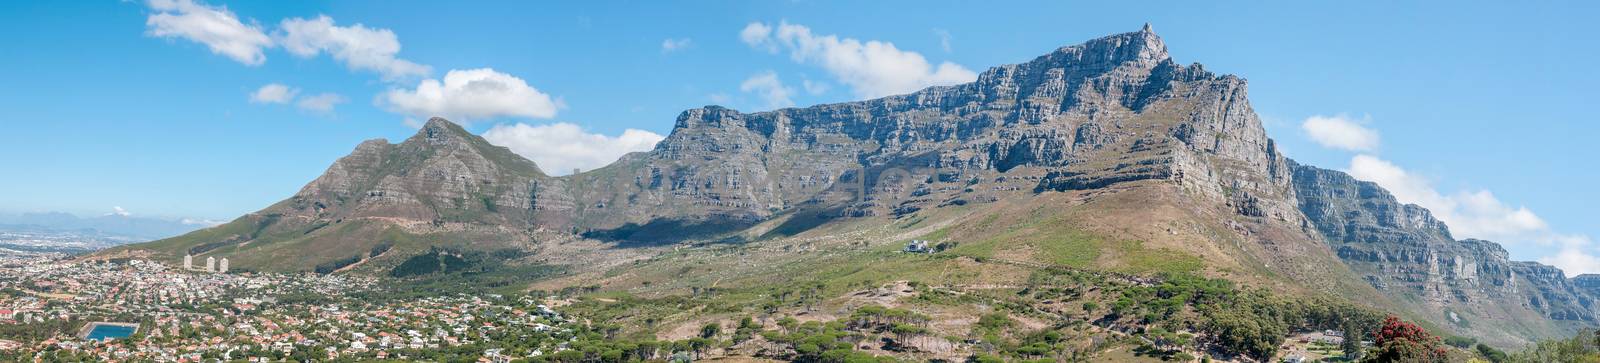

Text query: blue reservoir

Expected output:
[85,324,136,341]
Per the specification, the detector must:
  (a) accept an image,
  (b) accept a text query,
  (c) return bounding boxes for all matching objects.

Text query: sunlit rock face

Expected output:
[1292,162,1596,344]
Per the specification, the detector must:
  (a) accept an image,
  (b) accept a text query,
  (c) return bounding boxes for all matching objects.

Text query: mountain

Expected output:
[118,119,569,271]
[1291,162,1596,346]
[112,25,1594,347]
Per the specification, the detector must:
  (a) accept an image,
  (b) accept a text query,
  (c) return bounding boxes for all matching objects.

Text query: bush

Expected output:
[1474,343,1507,363]
[700,323,721,338]
[1444,335,1477,348]
[313,255,361,274]
[370,241,394,257]
[389,247,476,277]
[1362,316,1446,363]
[1509,329,1600,362]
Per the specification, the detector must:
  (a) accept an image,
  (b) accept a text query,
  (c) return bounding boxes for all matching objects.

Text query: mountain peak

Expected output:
[1103,24,1168,63]
[1009,24,1171,79]
[404,116,548,176]
[413,117,473,145]
[420,117,467,134]
[422,116,457,128]
[672,105,746,130]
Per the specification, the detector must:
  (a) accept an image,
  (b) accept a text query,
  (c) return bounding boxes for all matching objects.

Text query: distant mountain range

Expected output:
[0,211,211,242]
[112,25,1598,348]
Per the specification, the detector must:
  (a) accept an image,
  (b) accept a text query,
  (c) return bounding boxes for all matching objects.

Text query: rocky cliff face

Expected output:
[281,119,555,228]
[562,25,1301,239]
[1291,161,1594,342]
[127,25,1595,345]
[139,25,1307,264]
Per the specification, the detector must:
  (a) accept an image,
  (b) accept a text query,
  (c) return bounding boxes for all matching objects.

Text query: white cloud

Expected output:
[802,79,829,95]
[740,22,776,53]
[933,28,952,53]
[482,123,664,176]
[707,93,732,105]
[143,3,566,127]
[108,206,131,217]
[661,38,692,53]
[1350,153,1548,241]
[1540,237,1600,275]
[143,0,273,66]
[295,92,347,113]
[1347,155,1550,242]
[276,15,430,80]
[1347,153,1597,275]
[1345,155,1444,214]
[1302,114,1380,152]
[143,4,431,81]
[251,83,343,115]
[742,21,978,99]
[181,218,226,226]
[249,83,298,104]
[740,71,795,110]
[1309,116,1593,275]
[381,68,562,124]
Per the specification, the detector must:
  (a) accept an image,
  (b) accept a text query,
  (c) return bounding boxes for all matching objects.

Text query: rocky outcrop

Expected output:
[567,26,1303,235]
[281,119,557,228]
[1292,161,1595,342]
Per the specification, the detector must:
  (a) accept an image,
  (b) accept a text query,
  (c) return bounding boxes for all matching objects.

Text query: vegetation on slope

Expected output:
[552,260,1398,362]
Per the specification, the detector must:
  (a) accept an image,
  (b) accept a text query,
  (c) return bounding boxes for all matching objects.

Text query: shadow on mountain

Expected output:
[760,206,846,239]
[582,218,757,247]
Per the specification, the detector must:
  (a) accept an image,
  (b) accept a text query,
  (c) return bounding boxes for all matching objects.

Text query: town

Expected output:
[0,253,590,362]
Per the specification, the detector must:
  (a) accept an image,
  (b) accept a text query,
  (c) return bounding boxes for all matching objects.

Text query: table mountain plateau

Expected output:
[113,25,1593,347]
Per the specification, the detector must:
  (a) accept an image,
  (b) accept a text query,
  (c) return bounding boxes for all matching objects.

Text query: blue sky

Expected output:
[1,1,1595,272]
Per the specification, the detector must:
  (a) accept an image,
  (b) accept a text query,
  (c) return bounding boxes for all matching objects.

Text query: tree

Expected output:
[1362,316,1446,363]
[1342,321,1365,360]
[699,323,721,339]
[1474,343,1507,363]
[1509,329,1600,362]
[778,317,799,332]
[969,353,1005,363]
[687,338,711,359]
[1444,335,1477,349]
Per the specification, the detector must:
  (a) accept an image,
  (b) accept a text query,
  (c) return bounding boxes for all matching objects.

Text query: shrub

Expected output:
[1362,316,1446,363]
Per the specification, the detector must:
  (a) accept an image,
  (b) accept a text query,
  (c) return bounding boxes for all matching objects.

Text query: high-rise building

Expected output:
[205,256,216,272]
[218,258,229,273]
[183,255,193,270]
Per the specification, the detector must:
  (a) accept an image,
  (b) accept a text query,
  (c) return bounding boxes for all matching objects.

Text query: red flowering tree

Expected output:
[1362,315,1448,363]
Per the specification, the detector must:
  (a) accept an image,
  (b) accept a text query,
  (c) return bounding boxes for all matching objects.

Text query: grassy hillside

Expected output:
[106,172,1521,353]
[517,196,1408,360]
[518,181,1418,336]
[107,210,535,275]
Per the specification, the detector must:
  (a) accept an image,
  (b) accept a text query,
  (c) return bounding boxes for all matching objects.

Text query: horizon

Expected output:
[2,1,1596,274]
